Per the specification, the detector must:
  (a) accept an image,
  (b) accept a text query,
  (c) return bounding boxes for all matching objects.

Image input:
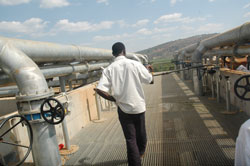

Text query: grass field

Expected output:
[150,58,175,72]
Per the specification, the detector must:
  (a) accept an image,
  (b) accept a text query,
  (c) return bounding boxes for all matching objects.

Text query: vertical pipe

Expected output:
[193,67,203,96]
[211,74,215,98]
[99,96,104,111]
[11,118,24,160]
[95,92,102,120]
[180,63,185,80]
[68,81,73,90]
[59,77,66,92]
[202,72,207,93]
[108,101,111,111]
[216,77,220,103]
[31,122,61,166]
[225,77,231,111]
[191,48,203,96]
[0,44,61,166]
[216,56,220,103]
[59,77,71,150]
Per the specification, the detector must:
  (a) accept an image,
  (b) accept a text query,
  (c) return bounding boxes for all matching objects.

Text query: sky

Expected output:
[0,0,249,52]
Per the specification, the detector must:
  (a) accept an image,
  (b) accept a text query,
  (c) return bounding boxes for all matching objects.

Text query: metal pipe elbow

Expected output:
[0,43,52,100]
[192,43,206,63]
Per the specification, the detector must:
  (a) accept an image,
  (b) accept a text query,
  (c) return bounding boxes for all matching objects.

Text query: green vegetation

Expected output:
[137,34,216,61]
[150,58,175,72]
[137,33,217,72]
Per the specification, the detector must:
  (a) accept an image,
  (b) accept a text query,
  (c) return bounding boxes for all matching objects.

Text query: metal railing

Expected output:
[175,22,250,96]
[0,36,148,165]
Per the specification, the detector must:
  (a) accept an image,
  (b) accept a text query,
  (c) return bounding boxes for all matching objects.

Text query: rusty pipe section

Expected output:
[0,36,147,64]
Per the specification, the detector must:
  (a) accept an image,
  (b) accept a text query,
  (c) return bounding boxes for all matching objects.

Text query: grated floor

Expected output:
[65,74,248,166]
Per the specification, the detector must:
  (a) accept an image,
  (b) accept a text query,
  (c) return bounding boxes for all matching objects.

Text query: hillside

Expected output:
[137,34,216,61]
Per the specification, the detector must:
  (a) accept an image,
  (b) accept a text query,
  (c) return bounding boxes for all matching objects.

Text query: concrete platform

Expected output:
[65,73,249,166]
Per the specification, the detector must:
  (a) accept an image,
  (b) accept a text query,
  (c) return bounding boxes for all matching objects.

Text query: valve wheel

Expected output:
[234,75,250,101]
[0,115,33,166]
[208,69,216,75]
[40,98,65,125]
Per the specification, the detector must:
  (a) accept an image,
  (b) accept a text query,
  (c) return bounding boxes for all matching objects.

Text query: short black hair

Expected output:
[112,42,126,56]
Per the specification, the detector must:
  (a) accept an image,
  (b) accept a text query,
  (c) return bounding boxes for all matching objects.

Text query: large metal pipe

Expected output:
[176,43,198,61]
[185,22,250,95]
[192,22,250,62]
[0,36,147,64]
[0,44,61,165]
[0,44,49,96]
[42,62,109,79]
[204,47,250,57]
[179,43,199,54]
[0,70,102,97]
[0,62,109,86]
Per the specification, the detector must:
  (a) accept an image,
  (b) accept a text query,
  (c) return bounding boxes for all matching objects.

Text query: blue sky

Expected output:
[0,0,249,52]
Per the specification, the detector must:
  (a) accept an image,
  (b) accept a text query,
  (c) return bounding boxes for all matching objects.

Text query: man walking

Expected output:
[95,42,153,166]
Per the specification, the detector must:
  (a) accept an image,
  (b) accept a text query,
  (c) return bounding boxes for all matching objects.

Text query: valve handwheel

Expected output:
[40,98,65,125]
[234,75,250,101]
[0,115,33,166]
[208,69,216,75]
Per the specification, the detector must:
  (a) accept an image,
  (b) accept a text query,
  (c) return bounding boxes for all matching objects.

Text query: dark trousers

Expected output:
[118,107,147,166]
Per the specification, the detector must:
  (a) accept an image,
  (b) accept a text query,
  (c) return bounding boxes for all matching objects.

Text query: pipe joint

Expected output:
[0,44,53,101]
[16,99,48,123]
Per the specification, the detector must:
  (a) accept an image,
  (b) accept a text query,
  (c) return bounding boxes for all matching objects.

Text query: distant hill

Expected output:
[137,34,216,61]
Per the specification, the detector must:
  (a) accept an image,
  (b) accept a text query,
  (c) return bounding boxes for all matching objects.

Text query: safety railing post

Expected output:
[216,57,221,103]
[202,71,208,93]
[95,91,102,120]
[211,74,215,98]
[180,63,185,80]
[225,76,231,111]
[216,76,220,103]
[59,77,71,150]
[193,66,203,96]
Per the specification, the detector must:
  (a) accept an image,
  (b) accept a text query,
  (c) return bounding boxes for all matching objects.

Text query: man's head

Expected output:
[112,42,126,57]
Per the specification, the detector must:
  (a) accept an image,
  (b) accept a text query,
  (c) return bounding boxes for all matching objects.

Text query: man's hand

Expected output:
[145,64,153,73]
[144,64,154,84]
[94,88,116,102]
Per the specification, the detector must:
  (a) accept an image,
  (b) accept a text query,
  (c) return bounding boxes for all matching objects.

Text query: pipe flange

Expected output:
[17,109,46,123]
[16,88,54,102]
[232,44,245,58]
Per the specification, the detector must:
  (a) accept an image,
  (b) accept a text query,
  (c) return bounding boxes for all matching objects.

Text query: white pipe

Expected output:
[0,36,147,64]
[0,62,109,86]
[204,47,250,57]
[192,22,250,62]
[0,44,61,165]
[0,44,49,96]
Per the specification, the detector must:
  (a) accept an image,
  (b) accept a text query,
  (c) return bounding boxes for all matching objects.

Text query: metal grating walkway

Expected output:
[65,73,248,166]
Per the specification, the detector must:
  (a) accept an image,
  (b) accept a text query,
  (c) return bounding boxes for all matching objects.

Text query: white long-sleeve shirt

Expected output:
[97,55,152,114]
[235,119,250,166]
